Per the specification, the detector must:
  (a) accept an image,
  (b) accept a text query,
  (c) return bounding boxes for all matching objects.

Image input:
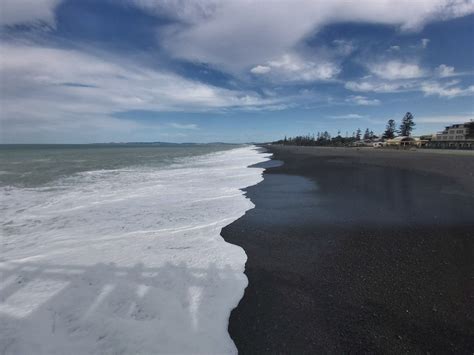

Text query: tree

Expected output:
[363,128,370,140]
[322,131,331,141]
[382,119,396,139]
[399,112,415,137]
[356,128,361,141]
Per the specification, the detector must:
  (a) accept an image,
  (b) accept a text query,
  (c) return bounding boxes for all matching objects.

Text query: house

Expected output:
[412,137,430,148]
[430,121,474,149]
[385,136,415,147]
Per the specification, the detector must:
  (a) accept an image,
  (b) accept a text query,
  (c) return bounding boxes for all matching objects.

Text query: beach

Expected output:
[222,145,474,353]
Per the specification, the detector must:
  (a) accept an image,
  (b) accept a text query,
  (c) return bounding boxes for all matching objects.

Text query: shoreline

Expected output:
[222,145,474,353]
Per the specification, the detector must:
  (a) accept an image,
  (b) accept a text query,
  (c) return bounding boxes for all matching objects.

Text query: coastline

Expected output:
[222,145,474,353]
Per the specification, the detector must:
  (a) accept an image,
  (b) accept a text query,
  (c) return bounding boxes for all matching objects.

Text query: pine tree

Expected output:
[356,128,361,140]
[363,128,370,140]
[382,119,396,139]
[399,112,415,137]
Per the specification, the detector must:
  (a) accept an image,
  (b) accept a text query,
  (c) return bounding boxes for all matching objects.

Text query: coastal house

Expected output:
[413,137,430,148]
[430,121,474,149]
[385,136,415,147]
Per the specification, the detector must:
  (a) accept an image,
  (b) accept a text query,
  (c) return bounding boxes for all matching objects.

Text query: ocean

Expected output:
[0,144,271,354]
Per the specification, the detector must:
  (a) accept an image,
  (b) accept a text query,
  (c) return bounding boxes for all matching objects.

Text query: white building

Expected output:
[431,121,473,149]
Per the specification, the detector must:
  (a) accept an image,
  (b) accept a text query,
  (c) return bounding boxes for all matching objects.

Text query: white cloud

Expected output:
[369,61,424,80]
[388,45,401,51]
[436,64,455,77]
[346,95,380,106]
[421,81,474,98]
[345,80,414,93]
[262,53,341,82]
[415,115,474,124]
[250,65,271,74]
[145,0,474,72]
[421,38,430,48]
[329,113,367,119]
[0,42,279,142]
[346,72,474,98]
[0,43,267,111]
[0,0,61,26]
[169,123,199,130]
[3,1,474,75]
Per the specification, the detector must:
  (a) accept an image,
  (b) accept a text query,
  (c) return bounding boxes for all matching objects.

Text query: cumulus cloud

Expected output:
[266,54,340,81]
[346,95,381,106]
[0,42,278,142]
[421,80,474,98]
[344,80,415,93]
[3,1,474,76]
[369,61,424,80]
[250,53,341,82]
[146,0,474,72]
[436,64,456,77]
[250,65,271,74]
[0,43,268,110]
[346,73,474,98]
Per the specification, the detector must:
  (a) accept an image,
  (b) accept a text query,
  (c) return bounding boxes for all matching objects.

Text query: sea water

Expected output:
[0,144,270,354]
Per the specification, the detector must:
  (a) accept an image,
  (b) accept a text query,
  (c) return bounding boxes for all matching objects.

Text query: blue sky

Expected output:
[1,0,473,143]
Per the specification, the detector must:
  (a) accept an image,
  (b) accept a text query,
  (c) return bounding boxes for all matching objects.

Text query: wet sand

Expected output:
[222,145,474,353]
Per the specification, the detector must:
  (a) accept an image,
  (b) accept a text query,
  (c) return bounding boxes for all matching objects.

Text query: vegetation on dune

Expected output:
[274,112,415,147]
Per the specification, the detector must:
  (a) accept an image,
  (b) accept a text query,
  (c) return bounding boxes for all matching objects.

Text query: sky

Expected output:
[1,0,474,143]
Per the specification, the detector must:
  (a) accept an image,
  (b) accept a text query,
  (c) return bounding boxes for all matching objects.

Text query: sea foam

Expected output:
[0,145,270,354]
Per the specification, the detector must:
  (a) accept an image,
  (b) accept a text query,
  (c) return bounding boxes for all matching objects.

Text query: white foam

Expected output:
[0,145,271,354]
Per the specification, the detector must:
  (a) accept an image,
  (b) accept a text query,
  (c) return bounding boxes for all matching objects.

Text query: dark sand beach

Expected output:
[222,145,474,353]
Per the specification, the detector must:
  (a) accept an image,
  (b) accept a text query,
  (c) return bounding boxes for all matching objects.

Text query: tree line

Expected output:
[274,112,415,146]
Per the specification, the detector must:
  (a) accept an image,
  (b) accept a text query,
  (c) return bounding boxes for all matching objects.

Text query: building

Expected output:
[430,121,474,149]
[413,136,430,148]
[385,136,416,147]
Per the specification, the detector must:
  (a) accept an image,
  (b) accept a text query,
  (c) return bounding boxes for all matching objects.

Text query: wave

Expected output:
[0,145,271,354]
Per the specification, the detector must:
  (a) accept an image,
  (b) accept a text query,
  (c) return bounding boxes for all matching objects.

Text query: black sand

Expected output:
[221,146,474,354]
